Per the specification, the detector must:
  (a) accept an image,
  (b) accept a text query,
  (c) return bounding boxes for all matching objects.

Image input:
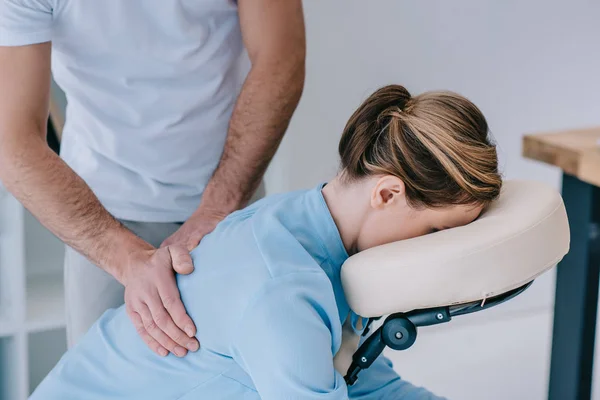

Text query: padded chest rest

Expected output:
[338,180,570,384]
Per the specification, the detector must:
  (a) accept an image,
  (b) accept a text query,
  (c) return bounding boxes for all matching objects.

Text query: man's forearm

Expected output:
[0,133,152,280]
[198,58,305,216]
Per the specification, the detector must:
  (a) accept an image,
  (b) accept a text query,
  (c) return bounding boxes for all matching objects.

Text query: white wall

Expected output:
[264,1,600,399]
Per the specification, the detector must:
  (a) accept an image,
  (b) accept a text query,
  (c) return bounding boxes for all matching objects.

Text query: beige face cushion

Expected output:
[340,180,570,318]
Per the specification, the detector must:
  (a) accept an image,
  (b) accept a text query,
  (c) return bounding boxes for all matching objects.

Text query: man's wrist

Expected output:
[198,185,247,218]
[192,203,232,222]
[104,226,155,285]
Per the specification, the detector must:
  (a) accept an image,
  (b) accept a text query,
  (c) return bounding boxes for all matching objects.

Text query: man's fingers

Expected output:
[157,277,198,342]
[127,307,168,357]
[123,245,199,356]
[147,294,199,352]
[138,302,187,357]
[168,245,194,275]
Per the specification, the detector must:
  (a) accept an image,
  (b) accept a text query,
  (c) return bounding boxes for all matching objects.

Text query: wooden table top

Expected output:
[523,127,600,187]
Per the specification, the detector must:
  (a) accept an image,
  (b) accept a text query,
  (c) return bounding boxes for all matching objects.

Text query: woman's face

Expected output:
[356,177,483,252]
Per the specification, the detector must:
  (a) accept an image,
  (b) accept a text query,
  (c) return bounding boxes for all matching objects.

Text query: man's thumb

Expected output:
[168,245,195,275]
[186,238,201,252]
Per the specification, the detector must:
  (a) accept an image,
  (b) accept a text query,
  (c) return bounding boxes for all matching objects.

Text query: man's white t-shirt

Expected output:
[0,0,244,222]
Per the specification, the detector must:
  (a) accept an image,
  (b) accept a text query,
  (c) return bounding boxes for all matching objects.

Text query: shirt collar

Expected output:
[306,182,350,270]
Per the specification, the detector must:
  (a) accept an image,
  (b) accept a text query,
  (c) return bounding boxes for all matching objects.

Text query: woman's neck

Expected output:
[321,176,368,256]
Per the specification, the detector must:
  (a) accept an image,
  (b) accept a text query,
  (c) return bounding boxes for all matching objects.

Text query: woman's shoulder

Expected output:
[242,188,310,216]
[187,187,323,292]
[250,213,327,280]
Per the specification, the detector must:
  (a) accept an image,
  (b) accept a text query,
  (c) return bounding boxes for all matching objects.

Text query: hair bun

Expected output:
[373,84,412,112]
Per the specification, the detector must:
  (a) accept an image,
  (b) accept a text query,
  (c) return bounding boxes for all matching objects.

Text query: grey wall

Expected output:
[50,78,67,117]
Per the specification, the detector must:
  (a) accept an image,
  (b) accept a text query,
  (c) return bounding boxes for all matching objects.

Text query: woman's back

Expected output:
[32,186,353,399]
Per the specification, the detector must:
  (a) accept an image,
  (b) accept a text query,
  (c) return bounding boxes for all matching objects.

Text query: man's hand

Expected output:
[160,208,226,251]
[121,246,200,357]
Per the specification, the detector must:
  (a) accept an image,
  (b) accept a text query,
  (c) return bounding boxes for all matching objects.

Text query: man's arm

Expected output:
[162,0,306,250]
[0,43,198,357]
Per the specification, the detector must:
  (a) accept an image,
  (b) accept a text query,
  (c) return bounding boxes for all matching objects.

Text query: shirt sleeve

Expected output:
[348,355,449,400]
[0,0,54,46]
[232,272,350,400]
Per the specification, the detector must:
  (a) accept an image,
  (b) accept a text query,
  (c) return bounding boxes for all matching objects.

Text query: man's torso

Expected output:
[49,0,245,221]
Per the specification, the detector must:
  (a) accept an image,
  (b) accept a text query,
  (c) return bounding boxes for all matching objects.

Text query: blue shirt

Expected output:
[0,0,244,222]
[30,185,444,399]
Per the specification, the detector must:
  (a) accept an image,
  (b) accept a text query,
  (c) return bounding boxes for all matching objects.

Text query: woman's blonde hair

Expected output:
[338,85,501,208]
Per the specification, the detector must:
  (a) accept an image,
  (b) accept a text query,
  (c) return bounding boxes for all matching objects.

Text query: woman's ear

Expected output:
[370,175,405,209]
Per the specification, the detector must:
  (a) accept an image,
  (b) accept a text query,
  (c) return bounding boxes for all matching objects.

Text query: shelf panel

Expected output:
[26,274,65,333]
[28,328,67,395]
[0,313,17,337]
[0,194,26,334]
[24,209,64,277]
[0,336,23,400]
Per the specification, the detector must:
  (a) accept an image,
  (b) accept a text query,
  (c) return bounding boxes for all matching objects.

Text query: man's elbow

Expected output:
[252,48,306,95]
[285,58,305,106]
[0,125,48,178]
[281,53,306,106]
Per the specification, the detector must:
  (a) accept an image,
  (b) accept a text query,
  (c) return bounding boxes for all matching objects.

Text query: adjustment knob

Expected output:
[382,317,417,350]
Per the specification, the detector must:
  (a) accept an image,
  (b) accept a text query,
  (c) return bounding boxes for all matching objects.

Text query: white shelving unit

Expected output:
[0,187,67,400]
